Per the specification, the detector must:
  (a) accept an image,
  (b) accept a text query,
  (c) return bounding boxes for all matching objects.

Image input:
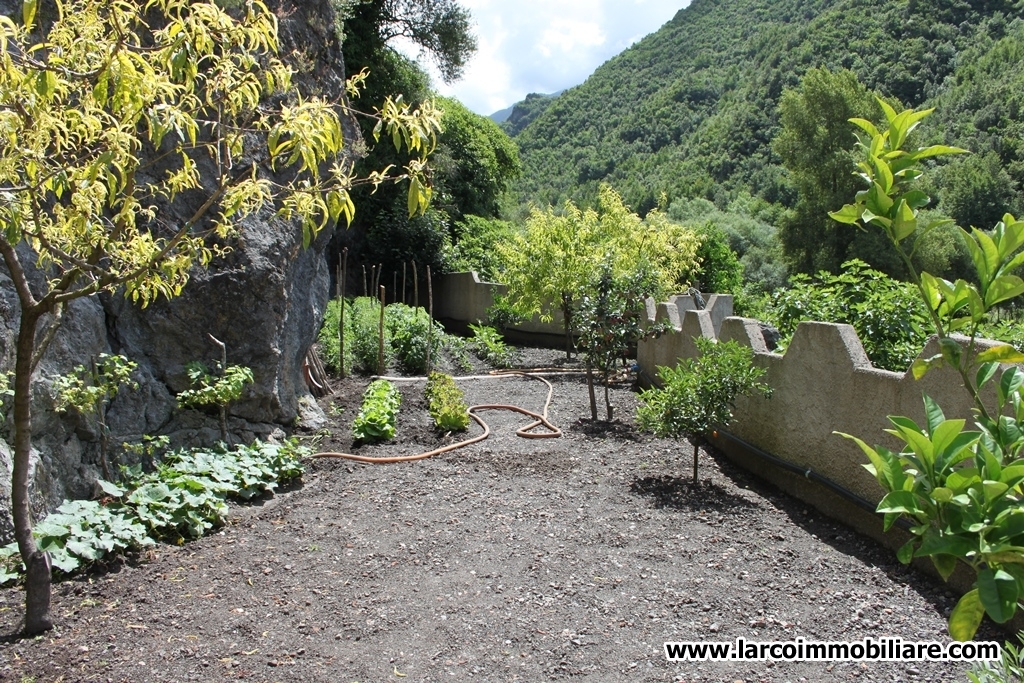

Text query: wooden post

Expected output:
[339,248,348,378]
[402,262,407,305]
[378,285,386,375]
[412,260,418,309]
[426,266,433,375]
[362,264,367,297]
[369,265,375,297]
[392,271,397,305]
[208,333,229,444]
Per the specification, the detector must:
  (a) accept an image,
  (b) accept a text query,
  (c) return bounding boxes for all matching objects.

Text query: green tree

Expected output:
[685,222,744,294]
[0,0,440,634]
[499,185,699,357]
[433,96,521,221]
[775,67,886,274]
[638,337,771,483]
[940,151,1021,230]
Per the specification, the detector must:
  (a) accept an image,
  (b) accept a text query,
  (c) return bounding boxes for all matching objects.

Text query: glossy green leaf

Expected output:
[897,538,916,564]
[977,568,1019,624]
[931,553,957,581]
[949,589,985,641]
[22,0,36,29]
[829,203,863,225]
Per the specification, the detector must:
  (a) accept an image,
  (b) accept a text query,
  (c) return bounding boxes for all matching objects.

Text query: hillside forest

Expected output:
[332,0,1024,360]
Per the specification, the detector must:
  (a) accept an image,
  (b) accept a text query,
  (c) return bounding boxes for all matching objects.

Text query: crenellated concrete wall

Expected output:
[638,308,990,508]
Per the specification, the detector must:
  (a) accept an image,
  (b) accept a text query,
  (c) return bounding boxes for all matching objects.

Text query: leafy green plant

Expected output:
[578,260,667,420]
[177,362,254,444]
[764,260,929,372]
[121,435,171,470]
[352,379,401,442]
[0,500,152,583]
[425,372,469,431]
[468,323,517,368]
[387,303,445,375]
[637,337,771,482]
[829,100,1024,641]
[52,354,138,481]
[969,630,1024,683]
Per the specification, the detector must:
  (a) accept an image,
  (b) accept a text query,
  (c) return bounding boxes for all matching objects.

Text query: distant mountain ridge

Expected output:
[509,0,1024,216]
[488,90,564,133]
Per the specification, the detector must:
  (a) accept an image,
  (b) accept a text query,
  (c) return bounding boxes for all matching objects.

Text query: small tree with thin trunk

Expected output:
[498,185,698,358]
[637,338,771,483]
[0,0,440,634]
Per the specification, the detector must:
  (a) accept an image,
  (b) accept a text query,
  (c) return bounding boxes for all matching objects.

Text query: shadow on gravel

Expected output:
[572,418,642,441]
[630,474,759,515]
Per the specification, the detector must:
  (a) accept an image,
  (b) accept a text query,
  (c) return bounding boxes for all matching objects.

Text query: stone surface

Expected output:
[0,0,355,540]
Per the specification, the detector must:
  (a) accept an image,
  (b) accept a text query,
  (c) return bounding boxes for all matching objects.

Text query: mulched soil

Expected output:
[0,347,1002,682]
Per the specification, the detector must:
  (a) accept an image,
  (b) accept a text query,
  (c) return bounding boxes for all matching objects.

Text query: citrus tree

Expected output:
[830,101,1024,640]
[0,0,440,634]
[499,184,699,357]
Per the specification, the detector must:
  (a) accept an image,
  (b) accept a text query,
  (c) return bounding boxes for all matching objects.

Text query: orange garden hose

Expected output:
[308,371,567,464]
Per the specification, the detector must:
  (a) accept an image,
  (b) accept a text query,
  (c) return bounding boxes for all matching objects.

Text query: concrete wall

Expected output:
[637,309,986,507]
[434,271,573,342]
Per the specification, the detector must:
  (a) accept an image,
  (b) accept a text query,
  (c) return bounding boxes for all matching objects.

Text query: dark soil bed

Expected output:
[0,347,997,682]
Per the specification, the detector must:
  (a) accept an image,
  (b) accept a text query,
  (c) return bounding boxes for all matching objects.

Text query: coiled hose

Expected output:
[308,371,570,464]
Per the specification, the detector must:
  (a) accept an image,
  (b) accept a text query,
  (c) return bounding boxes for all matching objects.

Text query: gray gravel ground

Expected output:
[0,347,1003,682]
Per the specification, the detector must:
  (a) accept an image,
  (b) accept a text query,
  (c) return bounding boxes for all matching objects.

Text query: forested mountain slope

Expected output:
[511,0,1024,217]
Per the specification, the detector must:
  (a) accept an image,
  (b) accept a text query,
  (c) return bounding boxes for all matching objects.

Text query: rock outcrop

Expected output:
[0,0,357,540]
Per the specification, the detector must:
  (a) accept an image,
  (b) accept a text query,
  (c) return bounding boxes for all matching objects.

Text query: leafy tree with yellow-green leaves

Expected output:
[0,0,441,634]
[499,184,699,357]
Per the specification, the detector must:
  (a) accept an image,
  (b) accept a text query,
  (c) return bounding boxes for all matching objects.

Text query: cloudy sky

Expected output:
[397,0,691,116]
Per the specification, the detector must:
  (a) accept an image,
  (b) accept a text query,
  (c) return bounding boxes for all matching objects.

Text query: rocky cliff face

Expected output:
[0,0,356,541]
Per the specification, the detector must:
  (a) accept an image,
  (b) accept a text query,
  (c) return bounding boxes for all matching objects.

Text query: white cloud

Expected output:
[395,0,690,116]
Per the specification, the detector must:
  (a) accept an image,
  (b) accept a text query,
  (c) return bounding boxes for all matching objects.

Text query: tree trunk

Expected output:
[12,309,53,634]
[585,360,597,421]
[692,441,699,483]
[603,370,613,421]
[561,295,573,359]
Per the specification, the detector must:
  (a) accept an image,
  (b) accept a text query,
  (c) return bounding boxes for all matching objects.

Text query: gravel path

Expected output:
[0,348,998,682]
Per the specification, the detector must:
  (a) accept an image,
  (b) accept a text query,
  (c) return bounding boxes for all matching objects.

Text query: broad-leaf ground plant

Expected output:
[0,440,305,584]
[637,337,770,483]
[830,100,1024,641]
[0,0,440,632]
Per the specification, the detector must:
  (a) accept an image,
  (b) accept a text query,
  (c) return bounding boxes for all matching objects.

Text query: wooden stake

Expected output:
[392,271,397,305]
[426,266,433,375]
[339,248,348,378]
[412,261,419,309]
[378,285,386,375]
[402,262,407,305]
[362,264,367,297]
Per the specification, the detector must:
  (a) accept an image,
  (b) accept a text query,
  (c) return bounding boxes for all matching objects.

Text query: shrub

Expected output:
[637,337,770,482]
[468,323,517,368]
[763,260,929,372]
[425,372,469,431]
[352,379,401,442]
[386,303,446,375]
